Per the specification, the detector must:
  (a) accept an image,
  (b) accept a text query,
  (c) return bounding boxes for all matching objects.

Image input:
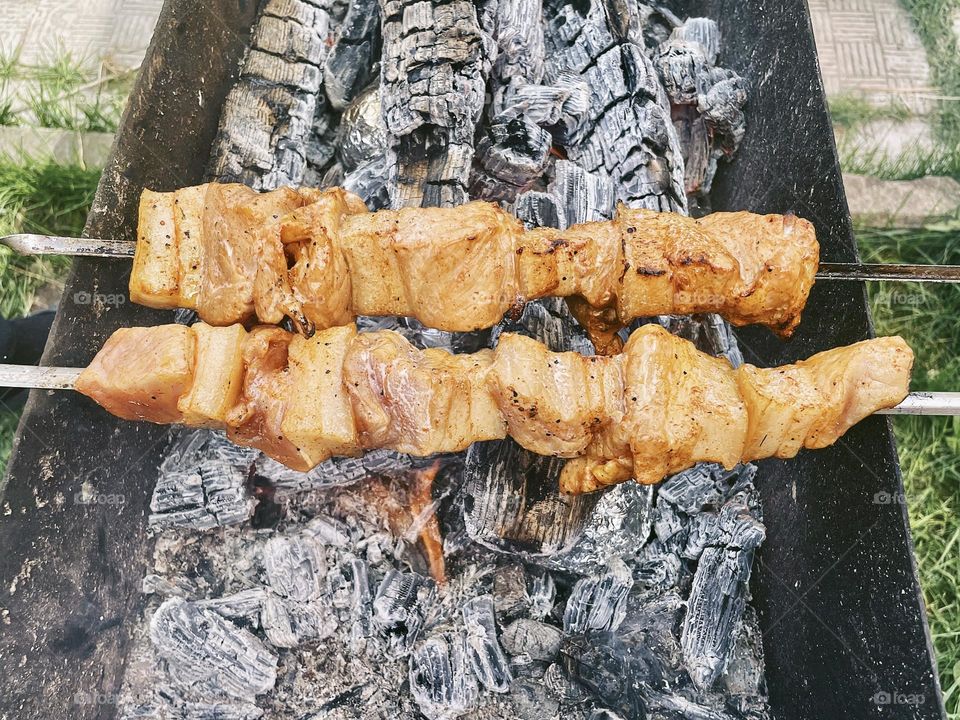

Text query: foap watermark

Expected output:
[883,291,927,307]
[73,290,126,307]
[73,690,118,706]
[873,491,907,506]
[871,690,925,707]
[74,489,125,506]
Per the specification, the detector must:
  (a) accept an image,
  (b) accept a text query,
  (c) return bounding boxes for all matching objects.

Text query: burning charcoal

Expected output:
[527,571,556,621]
[544,482,653,575]
[699,68,748,152]
[470,118,552,202]
[150,599,278,700]
[178,703,264,719]
[549,160,615,227]
[589,711,625,720]
[324,0,381,110]
[462,595,513,692]
[208,0,340,189]
[262,535,326,601]
[493,299,595,355]
[197,589,269,624]
[501,619,562,661]
[261,595,299,648]
[681,502,766,691]
[724,607,767,701]
[142,574,196,599]
[124,700,265,719]
[560,631,668,717]
[654,17,747,208]
[646,692,741,720]
[408,634,479,719]
[373,570,437,658]
[347,557,374,638]
[633,546,682,592]
[515,191,562,229]
[563,559,633,634]
[257,449,412,494]
[305,515,353,547]
[542,662,589,703]
[480,0,546,93]
[379,0,492,207]
[509,677,560,717]
[494,78,590,143]
[150,431,256,530]
[493,564,531,620]
[657,315,744,367]
[464,440,599,556]
[302,93,341,185]
[619,590,685,669]
[544,1,686,212]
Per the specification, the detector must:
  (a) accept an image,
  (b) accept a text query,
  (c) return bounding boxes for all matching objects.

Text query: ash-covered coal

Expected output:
[652,15,748,213]
[118,0,766,717]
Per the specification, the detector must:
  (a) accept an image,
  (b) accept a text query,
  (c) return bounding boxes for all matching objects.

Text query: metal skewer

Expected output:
[0,363,955,416]
[1,233,136,258]
[5,233,960,284]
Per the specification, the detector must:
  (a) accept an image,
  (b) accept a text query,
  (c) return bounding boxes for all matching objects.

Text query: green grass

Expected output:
[0,158,97,317]
[0,157,98,471]
[900,0,960,148]
[0,49,129,133]
[829,94,913,131]
[858,224,960,716]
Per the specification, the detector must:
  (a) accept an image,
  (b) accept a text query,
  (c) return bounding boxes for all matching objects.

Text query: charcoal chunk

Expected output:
[527,570,556,621]
[681,502,765,690]
[545,0,686,212]
[379,0,492,207]
[470,118,552,202]
[462,595,513,692]
[150,599,278,700]
[560,631,668,718]
[408,634,479,719]
[563,559,634,634]
[324,0,381,110]
[501,619,562,661]
[149,431,256,530]
[262,535,326,601]
[372,570,437,658]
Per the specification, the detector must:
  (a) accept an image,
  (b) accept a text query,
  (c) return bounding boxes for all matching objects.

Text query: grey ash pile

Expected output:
[115,1,763,718]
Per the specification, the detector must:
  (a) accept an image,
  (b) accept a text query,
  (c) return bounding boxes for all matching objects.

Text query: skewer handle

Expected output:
[0,234,136,258]
[0,364,83,389]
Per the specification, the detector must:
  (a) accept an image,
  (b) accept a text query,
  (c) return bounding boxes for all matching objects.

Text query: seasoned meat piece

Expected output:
[738,335,913,459]
[341,201,523,332]
[342,329,505,455]
[487,332,622,457]
[225,327,304,470]
[75,325,194,424]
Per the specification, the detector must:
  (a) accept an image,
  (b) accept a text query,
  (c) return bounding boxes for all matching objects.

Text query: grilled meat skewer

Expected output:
[70,321,912,493]
[126,183,818,340]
